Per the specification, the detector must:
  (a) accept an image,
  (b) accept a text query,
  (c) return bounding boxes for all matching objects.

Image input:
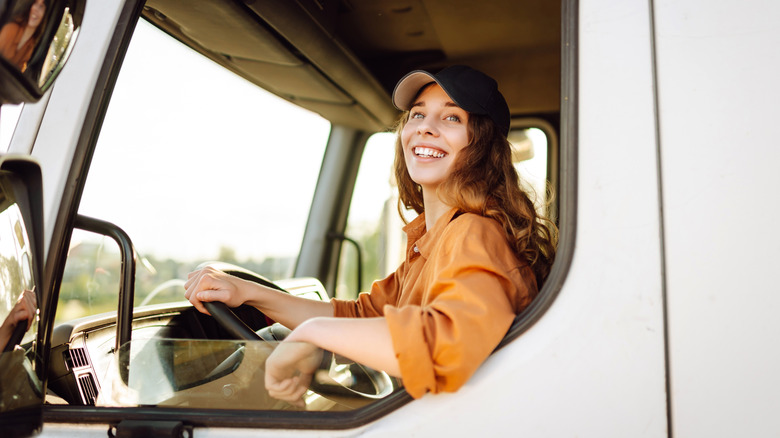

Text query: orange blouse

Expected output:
[0,22,35,71]
[331,208,537,398]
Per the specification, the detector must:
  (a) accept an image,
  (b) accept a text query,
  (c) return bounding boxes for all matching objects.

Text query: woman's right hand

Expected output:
[185,265,334,329]
[184,266,250,315]
[264,340,323,407]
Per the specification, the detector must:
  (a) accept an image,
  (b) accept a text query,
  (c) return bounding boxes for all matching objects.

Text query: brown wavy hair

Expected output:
[393,112,558,285]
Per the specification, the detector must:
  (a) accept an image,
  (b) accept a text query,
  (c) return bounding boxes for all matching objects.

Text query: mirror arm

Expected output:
[73,215,136,353]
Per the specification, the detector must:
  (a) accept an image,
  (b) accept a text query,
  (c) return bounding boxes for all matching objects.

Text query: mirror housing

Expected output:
[0,0,85,104]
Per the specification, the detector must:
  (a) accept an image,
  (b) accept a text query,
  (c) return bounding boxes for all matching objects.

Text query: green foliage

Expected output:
[55,236,294,324]
[336,222,383,300]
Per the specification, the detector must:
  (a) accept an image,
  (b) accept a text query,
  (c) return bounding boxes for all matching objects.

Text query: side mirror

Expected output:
[0,0,86,104]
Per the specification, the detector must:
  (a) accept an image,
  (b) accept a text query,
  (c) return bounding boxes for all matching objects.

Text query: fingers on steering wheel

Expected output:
[12,290,37,330]
[184,272,213,315]
[184,266,211,293]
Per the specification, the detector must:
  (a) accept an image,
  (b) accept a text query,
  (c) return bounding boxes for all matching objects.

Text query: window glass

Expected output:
[96,339,393,411]
[0,174,41,418]
[57,229,121,324]
[335,133,411,299]
[511,127,550,214]
[58,19,330,320]
[51,18,400,416]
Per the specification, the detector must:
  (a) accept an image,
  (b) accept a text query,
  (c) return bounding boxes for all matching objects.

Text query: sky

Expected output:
[75,20,337,263]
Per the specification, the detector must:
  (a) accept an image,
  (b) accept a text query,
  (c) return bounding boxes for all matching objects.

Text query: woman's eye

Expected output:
[445,115,460,122]
[410,112,424,120]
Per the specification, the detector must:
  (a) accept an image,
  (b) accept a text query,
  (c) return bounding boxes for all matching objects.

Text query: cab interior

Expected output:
[33,0,572,429]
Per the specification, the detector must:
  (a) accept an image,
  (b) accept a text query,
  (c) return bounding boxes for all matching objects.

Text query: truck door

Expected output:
[653,1,780,435]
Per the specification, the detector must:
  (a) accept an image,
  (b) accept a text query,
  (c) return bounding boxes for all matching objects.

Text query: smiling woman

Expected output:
[184,64,557,402]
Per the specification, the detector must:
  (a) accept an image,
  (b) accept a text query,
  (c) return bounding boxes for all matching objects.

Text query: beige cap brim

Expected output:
[392,70,439,111]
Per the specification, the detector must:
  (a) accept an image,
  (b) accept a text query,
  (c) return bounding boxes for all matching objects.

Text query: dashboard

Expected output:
[44,277,395,411]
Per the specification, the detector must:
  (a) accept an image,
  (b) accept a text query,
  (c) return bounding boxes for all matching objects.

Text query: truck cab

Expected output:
[0,0,778,436]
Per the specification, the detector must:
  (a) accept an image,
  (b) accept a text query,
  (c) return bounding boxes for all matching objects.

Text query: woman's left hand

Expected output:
[264,341,323,407]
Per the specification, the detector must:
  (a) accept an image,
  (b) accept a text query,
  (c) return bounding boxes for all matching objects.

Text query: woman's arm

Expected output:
[264,317,401,405]
[287,316,400,377]
[184,266,333,329]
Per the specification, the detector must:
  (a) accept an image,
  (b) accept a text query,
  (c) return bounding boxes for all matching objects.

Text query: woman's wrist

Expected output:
[286,317,331,346]
[236,277,268,309]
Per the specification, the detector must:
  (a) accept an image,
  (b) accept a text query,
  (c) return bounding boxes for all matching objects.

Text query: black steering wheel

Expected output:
[2,320,28,352]
[203,301,263,341]
[198,264,395,401]
[196,262,287,341]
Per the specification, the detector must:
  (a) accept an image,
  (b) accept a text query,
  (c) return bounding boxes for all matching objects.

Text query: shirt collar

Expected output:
[403,207,461,259]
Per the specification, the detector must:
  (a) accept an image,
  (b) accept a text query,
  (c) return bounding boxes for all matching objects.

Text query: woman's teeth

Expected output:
[414,147,446,158]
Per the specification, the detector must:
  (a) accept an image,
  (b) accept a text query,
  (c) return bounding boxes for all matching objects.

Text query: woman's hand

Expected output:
[264,341,323,407]
[184,266,334,328]
[184,266,249,315]
[0,289,37,350]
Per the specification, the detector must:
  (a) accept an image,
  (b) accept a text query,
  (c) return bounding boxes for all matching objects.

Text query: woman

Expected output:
[185,65,557,403]
[0,0,47,71]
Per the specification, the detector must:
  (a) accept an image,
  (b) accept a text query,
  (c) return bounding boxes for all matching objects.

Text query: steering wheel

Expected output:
[203,301,394,401]
[197,265,396,401]
[2,320,28,352]
[203,301,263,341]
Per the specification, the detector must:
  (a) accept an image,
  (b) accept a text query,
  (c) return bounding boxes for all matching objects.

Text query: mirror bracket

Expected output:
[72,215,135,354]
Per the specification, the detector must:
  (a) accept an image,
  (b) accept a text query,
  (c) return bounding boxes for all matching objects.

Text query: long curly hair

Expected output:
[393,112,558,285]
[9,0,45,26]
[7,0,47,39]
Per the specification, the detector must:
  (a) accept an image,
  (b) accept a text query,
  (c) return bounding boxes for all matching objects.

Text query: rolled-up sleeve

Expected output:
[385,218,526,398]
[330,212,535,399]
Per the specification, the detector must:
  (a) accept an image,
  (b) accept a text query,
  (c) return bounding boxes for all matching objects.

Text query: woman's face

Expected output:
[401,83,470,193]
[28,0,46,28]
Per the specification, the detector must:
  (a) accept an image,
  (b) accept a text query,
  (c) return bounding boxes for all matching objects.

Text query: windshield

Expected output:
[58,19,330,320]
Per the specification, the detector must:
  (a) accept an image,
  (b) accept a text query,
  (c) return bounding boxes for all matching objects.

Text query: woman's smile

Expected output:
[413,146,447,159]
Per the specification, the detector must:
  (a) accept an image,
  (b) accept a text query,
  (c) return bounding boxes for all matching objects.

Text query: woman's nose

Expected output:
[416,118,438,136]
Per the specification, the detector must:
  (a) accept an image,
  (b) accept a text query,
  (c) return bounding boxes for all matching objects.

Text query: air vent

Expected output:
[67,347,89,369]
[78,374,98,405]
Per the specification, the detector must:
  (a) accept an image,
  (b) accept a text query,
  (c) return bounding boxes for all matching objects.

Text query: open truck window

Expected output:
[50,17,401,415]
[336,125,556,300]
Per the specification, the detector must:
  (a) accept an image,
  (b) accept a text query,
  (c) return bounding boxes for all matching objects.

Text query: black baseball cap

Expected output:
[392,65,511,137]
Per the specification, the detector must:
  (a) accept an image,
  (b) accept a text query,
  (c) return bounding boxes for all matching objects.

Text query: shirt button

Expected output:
[413,245,419,253]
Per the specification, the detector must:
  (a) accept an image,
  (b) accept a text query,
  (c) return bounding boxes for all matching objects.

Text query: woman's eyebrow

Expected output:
[411,100,461,109]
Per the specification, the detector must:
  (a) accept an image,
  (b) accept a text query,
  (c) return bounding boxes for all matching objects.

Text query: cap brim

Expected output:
[392,70,437,111]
